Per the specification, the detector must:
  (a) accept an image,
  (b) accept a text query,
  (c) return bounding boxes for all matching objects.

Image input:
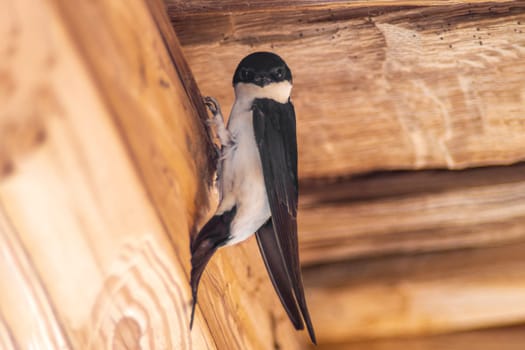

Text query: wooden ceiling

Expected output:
[168,0,525,347]
[168,0,525,180]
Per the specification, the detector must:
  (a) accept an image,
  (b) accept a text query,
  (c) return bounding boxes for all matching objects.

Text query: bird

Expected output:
[190,51,316,344]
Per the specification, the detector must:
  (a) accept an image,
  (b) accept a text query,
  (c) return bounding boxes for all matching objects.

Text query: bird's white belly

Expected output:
[216,106,271,245]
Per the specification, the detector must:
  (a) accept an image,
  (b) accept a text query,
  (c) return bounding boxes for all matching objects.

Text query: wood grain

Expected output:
[303,241,525,343]
[0,314,17,350]
[0,0,302,348]
[0,206,69,349]
[1,1,210,347]
[298,163,525,265]
[171,2,525,180]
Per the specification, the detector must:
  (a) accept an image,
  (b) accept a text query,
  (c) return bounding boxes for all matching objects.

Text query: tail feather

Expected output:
[189,206,236,328]
[255,219,304,330]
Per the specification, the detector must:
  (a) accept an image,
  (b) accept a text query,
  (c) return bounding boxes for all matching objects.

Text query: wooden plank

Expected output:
[315,325,525,350]
[298,163,525,265]
[171,2,525,180]
[0,0,302,348]
[303,241,525,343]
[0,208,70,349]
[166,0,514,15]
[0,313,17,350]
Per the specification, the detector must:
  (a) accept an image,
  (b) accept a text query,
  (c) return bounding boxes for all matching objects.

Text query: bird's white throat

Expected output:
[234,81,292,105]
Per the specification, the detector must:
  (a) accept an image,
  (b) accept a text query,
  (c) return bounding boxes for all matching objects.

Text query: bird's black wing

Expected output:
[252,98,316,344]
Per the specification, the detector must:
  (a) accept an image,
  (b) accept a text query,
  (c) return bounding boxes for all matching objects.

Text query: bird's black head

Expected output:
[232,52,292,87]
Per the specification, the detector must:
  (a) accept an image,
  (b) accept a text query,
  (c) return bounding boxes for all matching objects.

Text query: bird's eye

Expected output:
[273,67,284,79]
[239,68,253,81]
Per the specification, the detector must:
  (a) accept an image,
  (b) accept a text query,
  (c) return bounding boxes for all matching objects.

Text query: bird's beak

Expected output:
[254,74,272,87]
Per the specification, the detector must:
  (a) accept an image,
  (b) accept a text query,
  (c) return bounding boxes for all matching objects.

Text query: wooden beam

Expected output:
[171,2,525,180]
[0,0,303,348]
[315,325,525,350]
[303,241,525,343]
[166,0,515,15]
[298,163,525,265]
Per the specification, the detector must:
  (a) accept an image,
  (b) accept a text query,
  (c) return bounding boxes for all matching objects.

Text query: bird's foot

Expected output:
[204,96,232,148]
[204,96,221,116]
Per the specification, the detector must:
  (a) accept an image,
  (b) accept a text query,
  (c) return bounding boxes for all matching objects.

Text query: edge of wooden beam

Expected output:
[304,241,525,343]
[166,0,513,16]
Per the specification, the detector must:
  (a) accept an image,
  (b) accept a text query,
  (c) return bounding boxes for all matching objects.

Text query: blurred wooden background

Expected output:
[2,0,525,349]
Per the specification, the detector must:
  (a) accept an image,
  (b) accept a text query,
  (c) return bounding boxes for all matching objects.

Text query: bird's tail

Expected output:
[189,206,236,328]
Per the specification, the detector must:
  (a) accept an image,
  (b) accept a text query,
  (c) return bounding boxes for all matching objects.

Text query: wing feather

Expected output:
[252,98,316,344]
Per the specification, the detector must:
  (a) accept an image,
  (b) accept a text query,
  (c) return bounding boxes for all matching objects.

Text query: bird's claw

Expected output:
[204,96,221,116]
[203,95,232,148]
